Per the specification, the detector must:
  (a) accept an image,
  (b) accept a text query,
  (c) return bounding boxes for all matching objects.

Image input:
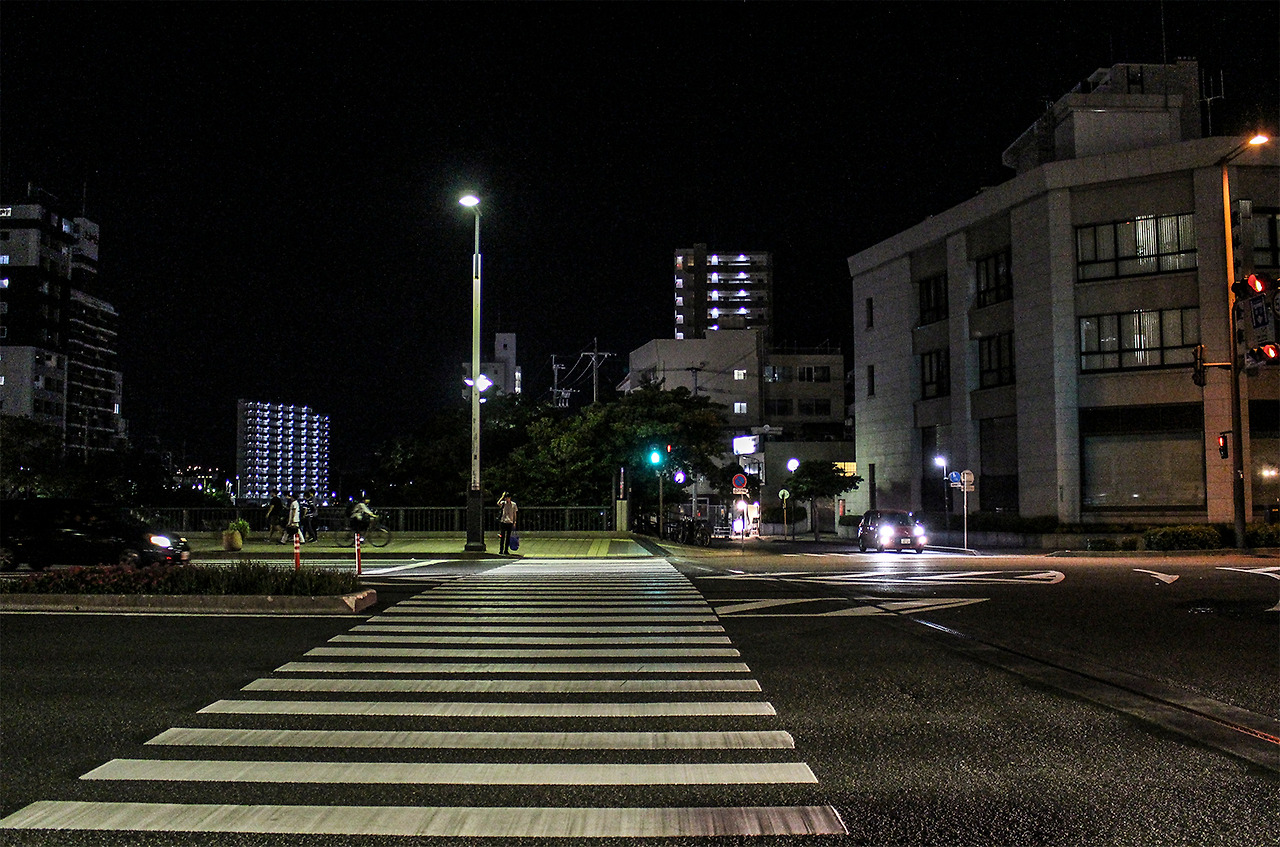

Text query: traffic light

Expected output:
[1218,432,1230,460]
[648,448,662,465]
[1231,200,1255,295]
[1239,271,1280,367]
[1192,344,1207,387]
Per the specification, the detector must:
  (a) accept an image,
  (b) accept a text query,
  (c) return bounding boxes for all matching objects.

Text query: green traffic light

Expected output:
[649,449,662,465]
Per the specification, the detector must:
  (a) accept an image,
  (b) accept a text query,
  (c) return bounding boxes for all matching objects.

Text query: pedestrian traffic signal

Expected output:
[1238,271,1280,367]
[1218,432,1230,460]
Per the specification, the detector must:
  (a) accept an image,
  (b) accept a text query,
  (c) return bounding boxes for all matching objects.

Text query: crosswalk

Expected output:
[0,558,846,839]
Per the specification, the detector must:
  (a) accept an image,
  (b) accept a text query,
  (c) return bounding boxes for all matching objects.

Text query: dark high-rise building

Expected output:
[673,244,773,342]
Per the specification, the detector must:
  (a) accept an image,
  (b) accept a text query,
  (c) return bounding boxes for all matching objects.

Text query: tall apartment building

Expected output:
[0,195,125,454]
[674,245,773,341]
[847,60,1279,525]
[235,400,331,502]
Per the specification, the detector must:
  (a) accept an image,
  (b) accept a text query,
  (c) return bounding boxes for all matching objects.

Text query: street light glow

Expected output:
[1248,133,1269,146]
[459,194,480,207]
[934,456,947,468]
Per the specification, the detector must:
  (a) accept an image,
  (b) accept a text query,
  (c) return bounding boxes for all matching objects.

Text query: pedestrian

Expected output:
[497,492,518,555]
[301,489,318,542]
[285,493,304,544]
[266,492,284,542]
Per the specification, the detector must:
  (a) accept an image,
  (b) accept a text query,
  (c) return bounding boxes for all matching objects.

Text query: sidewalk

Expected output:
[190,532,657,562]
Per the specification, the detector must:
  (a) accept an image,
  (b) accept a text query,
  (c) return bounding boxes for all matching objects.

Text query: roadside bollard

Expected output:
[293,531,301,572]
[355,532,362,576]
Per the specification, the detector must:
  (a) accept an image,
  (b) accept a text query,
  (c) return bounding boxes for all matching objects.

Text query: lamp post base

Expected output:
[464,488,486,552]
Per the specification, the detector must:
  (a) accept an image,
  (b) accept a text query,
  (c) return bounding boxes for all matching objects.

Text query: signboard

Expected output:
[732,435,759,455]
[778,488,790,500]
[732,473,748,489]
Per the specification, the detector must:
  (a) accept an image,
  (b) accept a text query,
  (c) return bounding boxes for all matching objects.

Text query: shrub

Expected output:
[1085,537,1118,551]
[837,514,860,527]
[228,518,252,538]
[1119,537,1140,551]
[1245,523,1280,548]
[0,560,360,596]
[1143,525,1224,551]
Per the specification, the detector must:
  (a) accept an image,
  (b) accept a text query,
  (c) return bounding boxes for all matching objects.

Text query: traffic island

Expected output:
[0,589,377,614]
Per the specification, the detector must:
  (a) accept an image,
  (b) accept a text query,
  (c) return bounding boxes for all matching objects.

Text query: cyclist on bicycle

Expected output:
[349,498,377,533]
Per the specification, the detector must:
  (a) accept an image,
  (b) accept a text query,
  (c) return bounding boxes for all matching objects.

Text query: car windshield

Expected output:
[884,513,915,526]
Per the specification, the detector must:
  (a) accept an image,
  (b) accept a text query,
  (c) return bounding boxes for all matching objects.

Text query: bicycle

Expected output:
[333,518,391,548]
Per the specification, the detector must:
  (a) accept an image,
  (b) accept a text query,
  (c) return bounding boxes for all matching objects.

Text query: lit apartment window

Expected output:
[1076,213,1196,280]
[733,369,747,380]
[733,402,747,414]
[1079,308,1198,371]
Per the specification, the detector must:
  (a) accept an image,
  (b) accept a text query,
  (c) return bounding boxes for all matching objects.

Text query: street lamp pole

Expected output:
[461,194,486,551]
[1219,134,1269,549]
[934,456,949,533]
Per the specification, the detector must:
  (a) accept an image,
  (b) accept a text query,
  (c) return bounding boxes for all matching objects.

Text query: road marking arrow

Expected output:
[1133,569,1179,584]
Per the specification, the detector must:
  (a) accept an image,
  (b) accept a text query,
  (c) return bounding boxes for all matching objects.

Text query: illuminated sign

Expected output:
[732,435,758,455]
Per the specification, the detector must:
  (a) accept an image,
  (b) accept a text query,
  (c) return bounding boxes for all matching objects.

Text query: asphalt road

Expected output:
[1,549,1276,846]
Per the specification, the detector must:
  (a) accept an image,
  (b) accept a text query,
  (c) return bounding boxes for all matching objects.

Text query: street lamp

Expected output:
[1219,133,1270,549]
[460,194,485,551]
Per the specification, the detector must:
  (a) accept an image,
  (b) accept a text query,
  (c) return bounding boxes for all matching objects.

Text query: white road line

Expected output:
[243,678,762,693]
[274,661,752,673]
[303,646,741,658]
[329,634,734,644]
[82,759,816,785]
[146,727,795,749]
[0,801,848,836]
[376,613,720,622]
[198,700,777,717]
[352,624,727,633]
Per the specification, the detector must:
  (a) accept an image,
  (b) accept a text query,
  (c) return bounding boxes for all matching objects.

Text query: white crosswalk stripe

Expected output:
[0,557,845,839]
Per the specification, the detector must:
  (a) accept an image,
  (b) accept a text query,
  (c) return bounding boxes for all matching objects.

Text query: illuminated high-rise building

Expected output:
[673,244,772,342]
[235,400,330,502]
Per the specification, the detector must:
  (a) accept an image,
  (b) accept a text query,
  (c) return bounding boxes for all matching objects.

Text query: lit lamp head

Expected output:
[786,458,800,473]
[459,194,480,208]
[934,456,947,469]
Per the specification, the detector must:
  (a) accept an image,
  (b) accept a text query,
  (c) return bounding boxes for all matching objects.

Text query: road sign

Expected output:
[778,488,790,500]
[960,469,974,484]
[948,471,961,484]
[732,473,747,489]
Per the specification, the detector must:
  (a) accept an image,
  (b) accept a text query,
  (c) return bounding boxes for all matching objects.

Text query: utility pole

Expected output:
[578,338,614,404]
[551,356,570,408]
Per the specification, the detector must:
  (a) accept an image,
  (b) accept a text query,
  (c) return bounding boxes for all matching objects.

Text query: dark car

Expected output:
[0,499,191,571]
[857,508,927,553]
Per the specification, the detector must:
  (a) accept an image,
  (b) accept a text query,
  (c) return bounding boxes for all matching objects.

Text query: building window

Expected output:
[865,297,874,328]
[918,273,948,325]
[1080,404,1205,509]
[921,349,950,399]
[797,365,831,382]
[1079,308,1198,371]
[1254,208,1280,269]
[975,249,1012,308]
[866,364,875,397]
[978,332,1015,387]
[797,398,832,416]
[764,365,793,382]
[733,369,747,380]
[764,398,793,416]
[733,402,747,414]
[1076,213,1196,280]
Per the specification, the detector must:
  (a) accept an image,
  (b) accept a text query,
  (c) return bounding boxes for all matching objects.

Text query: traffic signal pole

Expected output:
[1221,155,1248,548]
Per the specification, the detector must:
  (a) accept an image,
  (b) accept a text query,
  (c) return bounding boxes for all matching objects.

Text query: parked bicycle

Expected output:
[665,516,712,547]
[333,518,391,548]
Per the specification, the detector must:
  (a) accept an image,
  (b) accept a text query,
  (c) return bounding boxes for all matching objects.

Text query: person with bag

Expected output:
[497,492,519,555]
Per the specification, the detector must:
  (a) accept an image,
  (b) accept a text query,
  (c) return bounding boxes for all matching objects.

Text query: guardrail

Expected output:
[146,505,613,534]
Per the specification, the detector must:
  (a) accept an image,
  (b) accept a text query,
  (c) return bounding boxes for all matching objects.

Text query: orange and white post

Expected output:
[354,532,362,576]
[293,530,301,572]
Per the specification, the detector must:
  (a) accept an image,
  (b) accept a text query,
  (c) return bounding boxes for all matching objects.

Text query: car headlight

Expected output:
[913,525,925,537]
[148,534,172,548]
[879,526,894,539]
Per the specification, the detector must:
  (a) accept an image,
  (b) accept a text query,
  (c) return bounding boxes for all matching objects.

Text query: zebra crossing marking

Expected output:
[243,677,762,694]
[1,801,848,837]
[0,556,846,839]
[147,727,796,750]
[198,699,778,717]
[83,759,818,785]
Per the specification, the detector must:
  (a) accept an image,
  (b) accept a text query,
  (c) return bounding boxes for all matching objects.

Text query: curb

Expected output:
[0,589,377,615]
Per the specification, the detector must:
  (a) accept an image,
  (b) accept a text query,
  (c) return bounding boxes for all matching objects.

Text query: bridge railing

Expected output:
[145,505,614,534]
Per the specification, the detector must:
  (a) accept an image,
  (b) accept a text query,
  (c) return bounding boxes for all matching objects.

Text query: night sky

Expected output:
[3,2,1277,471]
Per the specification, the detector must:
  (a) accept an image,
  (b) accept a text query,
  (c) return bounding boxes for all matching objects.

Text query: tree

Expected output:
[787,460,863,540]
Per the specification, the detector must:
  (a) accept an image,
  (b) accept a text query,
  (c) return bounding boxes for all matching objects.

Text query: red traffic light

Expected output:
[1218,432,1230,459]
[1247,272,1277,294]
[1257,343,1280,361]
